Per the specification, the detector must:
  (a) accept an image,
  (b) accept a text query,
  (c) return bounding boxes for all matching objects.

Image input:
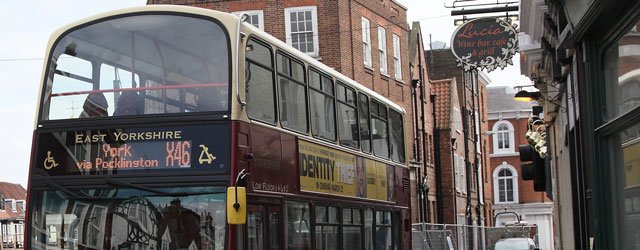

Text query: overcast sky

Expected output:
[0,0,529,188]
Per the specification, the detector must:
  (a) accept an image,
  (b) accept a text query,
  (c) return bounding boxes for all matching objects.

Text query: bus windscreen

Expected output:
[28,186,226,250]
[40,14,230,120]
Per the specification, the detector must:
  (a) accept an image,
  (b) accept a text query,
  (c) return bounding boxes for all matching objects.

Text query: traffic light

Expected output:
[519,144,547,192]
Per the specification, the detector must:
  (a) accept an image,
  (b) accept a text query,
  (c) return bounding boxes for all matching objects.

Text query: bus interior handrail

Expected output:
[49,82,227,97]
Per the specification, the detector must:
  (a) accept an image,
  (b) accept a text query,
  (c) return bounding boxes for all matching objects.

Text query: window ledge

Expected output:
[490,152,519,157]
[394,78,404,84]
[364,65,374,72]
[494,201,518,205]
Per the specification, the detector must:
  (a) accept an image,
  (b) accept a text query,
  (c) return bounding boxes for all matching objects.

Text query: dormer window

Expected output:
[7,199,16,212]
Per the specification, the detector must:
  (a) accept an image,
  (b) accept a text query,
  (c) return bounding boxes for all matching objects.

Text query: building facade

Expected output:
[487,86,554,250]
[408,21,437,224]
[520,0,640,249]
[0,182,26,248]
[426,48,491,228]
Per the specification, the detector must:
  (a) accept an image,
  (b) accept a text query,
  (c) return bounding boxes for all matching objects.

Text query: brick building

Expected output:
[0,182,26,248]
[486,86,553,250]
[147,0,440,225]
[432,78,467,225]
[426,49,491,227]
[408,21,437,224]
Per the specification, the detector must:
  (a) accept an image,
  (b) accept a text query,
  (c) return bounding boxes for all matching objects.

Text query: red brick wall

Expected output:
[488,117,551,204]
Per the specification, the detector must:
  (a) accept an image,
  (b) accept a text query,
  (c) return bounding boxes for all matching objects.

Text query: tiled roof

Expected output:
[0,182,26,200]
[0,182,26,221]
[433,78,456,129]
[0,200,25,221]
[487,86,536,113]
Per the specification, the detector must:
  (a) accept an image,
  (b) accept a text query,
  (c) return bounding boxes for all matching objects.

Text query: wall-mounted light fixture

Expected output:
[513,90,541,102]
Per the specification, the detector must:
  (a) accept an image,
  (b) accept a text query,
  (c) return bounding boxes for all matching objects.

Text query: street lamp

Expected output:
[513,90,541,102]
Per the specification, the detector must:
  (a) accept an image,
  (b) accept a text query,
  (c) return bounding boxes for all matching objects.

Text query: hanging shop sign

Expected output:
[450,17,518,72]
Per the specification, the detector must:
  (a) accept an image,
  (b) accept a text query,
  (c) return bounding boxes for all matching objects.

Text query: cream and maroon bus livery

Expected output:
[28,5,410,250]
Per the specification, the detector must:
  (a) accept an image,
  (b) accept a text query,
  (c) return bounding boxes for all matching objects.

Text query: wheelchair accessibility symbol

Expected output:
[198,144,217,164]
[43,151,59,170]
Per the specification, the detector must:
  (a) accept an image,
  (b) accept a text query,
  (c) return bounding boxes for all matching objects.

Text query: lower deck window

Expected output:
[286,201,311,249]
[342,207,363,249]
[314,205,338,250]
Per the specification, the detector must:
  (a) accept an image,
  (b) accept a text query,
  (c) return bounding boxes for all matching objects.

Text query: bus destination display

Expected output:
[35,125,230,175]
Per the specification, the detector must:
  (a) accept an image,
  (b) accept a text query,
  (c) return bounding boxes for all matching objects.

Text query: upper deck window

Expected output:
[41,14,230,121]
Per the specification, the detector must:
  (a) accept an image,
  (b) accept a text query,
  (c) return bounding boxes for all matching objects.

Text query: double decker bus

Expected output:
[27,5,411,250]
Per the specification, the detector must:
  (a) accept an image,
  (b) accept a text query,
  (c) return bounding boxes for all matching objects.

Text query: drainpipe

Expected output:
[472,70,484,227]
[417,32,430,223]
[461,71,472,227]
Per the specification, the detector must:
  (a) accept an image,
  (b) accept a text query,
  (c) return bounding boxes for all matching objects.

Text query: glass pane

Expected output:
[604,23,640,121]
[360,94,372,153]
[309,70,321,89]
[321,75,333,94]
[315,226,338,250]
[286,202,311,250]
[246,41,276,123]
[343,226,362,249]
[338,103,358,148]
[343,208,352,224]
[375,227,391,250]
[291,60,305,82]
[246,63,276,122]
[269,210,281,250]
[614,121,640,249]
[279,77,307,133]
[43,15,230,120]
[389,110,405,163]
[251,15,259,26]
[248,211,265,250]
[372,117,389,158]
[327,207,338,223]
[364,209,374,250]
[337,84,346,101]
[277,53,290,75]
[310,90,336,141]
[30,187,226,250]
[247,39,272,67]
[306,21,312,32]
[315,206,327,223]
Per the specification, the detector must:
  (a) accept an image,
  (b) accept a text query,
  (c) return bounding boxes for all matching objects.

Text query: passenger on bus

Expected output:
[79,93,108,118]
[195,87,226,111]
[114,91,142,116]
